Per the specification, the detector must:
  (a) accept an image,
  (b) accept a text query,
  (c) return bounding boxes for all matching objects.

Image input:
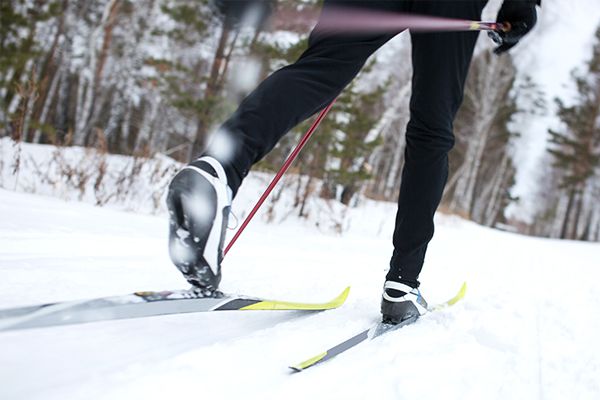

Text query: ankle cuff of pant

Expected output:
[385,273,420,289]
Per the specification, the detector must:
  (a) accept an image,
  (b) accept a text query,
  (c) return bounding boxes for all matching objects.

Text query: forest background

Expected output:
[1,0,600,241]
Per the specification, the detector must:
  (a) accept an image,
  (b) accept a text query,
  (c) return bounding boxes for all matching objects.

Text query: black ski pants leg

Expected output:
[388,1,487,288]
[204,0,487,287]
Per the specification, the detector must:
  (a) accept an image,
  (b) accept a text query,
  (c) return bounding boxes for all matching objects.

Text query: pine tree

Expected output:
[546,26,600,240]
[323,83,384,205]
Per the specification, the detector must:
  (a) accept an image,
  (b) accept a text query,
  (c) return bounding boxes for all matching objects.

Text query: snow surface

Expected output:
[1,185,599,400]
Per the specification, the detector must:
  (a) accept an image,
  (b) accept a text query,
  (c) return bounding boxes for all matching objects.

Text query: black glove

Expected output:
[212,0,274,29]
[490,0,539,54]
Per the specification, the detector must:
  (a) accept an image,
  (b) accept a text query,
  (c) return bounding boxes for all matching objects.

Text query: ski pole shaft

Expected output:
[223,100,337,256]
[313,6,510,34]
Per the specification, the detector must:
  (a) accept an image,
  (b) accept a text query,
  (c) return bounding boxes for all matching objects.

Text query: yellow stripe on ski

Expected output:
[431,282,467,311]
[240,287,350,311]
[291,352,328,371]
[289,283,467,372]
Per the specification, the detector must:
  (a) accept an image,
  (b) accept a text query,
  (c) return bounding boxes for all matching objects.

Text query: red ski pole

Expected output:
[223,100,337,256]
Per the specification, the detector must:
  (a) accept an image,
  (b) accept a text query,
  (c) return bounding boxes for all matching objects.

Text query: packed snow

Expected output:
[1,175,599,399]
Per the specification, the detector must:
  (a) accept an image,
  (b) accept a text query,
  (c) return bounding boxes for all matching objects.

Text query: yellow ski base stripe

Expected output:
[240,287,350,311]
[291,352,328,371]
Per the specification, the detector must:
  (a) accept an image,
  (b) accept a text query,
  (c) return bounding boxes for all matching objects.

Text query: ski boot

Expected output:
[381,280,428,325]
[167,156,232,296]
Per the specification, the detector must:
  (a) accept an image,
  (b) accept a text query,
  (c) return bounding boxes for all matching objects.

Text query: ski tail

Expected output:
[290,329,371,372]
[291,352,328,372]
[289,282,467,372]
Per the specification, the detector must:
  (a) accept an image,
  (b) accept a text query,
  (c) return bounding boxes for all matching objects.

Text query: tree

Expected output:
[0,0,62,139]
[443,49,520,227]
[545,26,600,240]
[323,83,384,205]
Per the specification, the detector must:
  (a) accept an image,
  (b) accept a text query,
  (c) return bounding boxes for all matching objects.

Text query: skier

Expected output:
[166,0,540,323]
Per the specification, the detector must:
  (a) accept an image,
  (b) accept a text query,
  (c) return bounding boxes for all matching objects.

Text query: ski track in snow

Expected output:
[0,189,599,400]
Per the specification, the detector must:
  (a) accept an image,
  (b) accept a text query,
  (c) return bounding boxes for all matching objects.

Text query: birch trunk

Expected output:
[32,67,63,143]
[189,22,232,160]
[74,0,119,145]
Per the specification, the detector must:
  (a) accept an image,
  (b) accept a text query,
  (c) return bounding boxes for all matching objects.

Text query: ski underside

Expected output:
[0,286,350,332]
[290,282,467,372]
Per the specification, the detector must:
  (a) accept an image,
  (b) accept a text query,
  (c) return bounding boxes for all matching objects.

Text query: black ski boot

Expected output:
[167,156,232,295]
[381,281,428,325]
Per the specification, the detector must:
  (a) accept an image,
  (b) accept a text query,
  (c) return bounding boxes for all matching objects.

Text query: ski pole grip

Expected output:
[487,22,511,46]
[497,22,511,32]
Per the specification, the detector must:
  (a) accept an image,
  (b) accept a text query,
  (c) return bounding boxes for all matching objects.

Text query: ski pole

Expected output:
[223,100,337,256]
[222,11,511,257]
[312,6,510,34]
[272,6,510,34]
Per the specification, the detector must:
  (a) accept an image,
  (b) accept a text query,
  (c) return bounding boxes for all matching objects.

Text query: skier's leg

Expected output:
[169,1,400,290]
[386,0,488,292]
[203,0,400,195]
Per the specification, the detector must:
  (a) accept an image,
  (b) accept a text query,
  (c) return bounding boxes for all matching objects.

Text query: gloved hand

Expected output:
[489,0,539,54]
[212,0,274,29]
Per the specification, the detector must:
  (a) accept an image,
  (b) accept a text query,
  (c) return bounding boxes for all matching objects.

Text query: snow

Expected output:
[1,179,600,399]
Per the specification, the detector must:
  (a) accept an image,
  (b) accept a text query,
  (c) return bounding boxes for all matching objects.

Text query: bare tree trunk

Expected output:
[449,52,514,218]
[74,0,120,146]
[550,193,567,238]
[570,189,584,240]
[95,0,121,87]
[560,190,576,239]
[189,22,233,160]
[28,0,68,143]
[481,152,509,226]
[298,174,314,218]
[366,82,410,200]
[32,68,63,143]
[134,97,160,153]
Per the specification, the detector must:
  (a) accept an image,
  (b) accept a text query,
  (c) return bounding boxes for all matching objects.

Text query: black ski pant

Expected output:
[204,0,488,288]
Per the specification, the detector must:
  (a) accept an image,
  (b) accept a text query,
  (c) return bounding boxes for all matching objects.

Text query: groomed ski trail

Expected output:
[1,189,599,400]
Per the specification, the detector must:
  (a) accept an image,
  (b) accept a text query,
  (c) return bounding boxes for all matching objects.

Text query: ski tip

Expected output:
[240,286,351,311]
[333,286,351,308]
[450,282,467,306]
[431,281,467,312]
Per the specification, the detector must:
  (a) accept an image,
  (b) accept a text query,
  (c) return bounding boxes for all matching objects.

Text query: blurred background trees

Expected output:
[531,27,600,241]
[1,0,599,241]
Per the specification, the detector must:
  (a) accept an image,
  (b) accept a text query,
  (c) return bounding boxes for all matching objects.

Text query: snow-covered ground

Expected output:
[1,185,599,400]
